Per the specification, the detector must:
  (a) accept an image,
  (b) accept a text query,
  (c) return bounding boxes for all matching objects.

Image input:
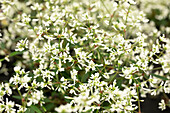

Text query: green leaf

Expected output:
[13,37,27,42]
[42,105,47,112]
[0,48,23,63]
[81,72,89,82]
[9,51,23,57]
[0,58,4,62]
[97,50,100,59]
[30,105,42,113]
[151,73,169,80]
[25,108,35,113]
[116,77,124,89]
[12,95,22,100]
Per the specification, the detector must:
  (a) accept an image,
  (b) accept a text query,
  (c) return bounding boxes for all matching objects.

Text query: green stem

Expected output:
[137,86,141,113]
[100,0,111,15]
[16,85,24,107]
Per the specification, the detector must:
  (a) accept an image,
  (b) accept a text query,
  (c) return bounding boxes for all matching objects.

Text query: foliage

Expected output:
[0,0,170,112]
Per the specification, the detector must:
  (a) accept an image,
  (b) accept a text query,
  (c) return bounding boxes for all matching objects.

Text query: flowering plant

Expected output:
[0,0,169,113]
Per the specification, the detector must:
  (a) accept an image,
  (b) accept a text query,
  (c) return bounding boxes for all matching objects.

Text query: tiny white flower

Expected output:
[14,66,21,73]
[5,98,15,112]
[158,99,166,111]
[15,38,29,51]
[71,69,78,85]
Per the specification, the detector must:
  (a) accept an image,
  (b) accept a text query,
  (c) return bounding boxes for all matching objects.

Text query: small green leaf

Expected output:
[12,95,22,100]
[0,58,4,62]
[97,50,100,59]
[25,108,35,113]
[42,105,47,112]
[9,51,23,57]
[151,73,168,80]
[0,51,23,62]
[30,105,42,113]
[81,72,89,82]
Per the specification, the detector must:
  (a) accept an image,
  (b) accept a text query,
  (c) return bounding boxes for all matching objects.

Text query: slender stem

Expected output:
[124,5,131,39]
[16,85,24,107]
[125,6,131,25]
[109,11,116,25]
[137,86,141,113]
[100,0,111,15]
[109,72,118,83]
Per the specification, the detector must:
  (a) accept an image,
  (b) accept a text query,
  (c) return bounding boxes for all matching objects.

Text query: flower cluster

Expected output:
[0,0,169,112]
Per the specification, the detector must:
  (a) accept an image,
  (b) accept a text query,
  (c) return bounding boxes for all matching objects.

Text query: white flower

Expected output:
[16,104,27,112]
[1,0,170,112]
[103,73,110,79]
[18,75,31,90]
[30,3,43,10]
[57,59,64,73]
[15,38,29,51]
[21,13,31,24]
[158,99,166,111]
[5,98,15,112]
[88,60,96,71]
[4,83,12,96]
[70,89,77,95]
[164,81,170,93]
[4,56,10,62]
[71,69,78,85]
[14,66,21,73]
[55,103,72,113]
[27,90,44,106]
